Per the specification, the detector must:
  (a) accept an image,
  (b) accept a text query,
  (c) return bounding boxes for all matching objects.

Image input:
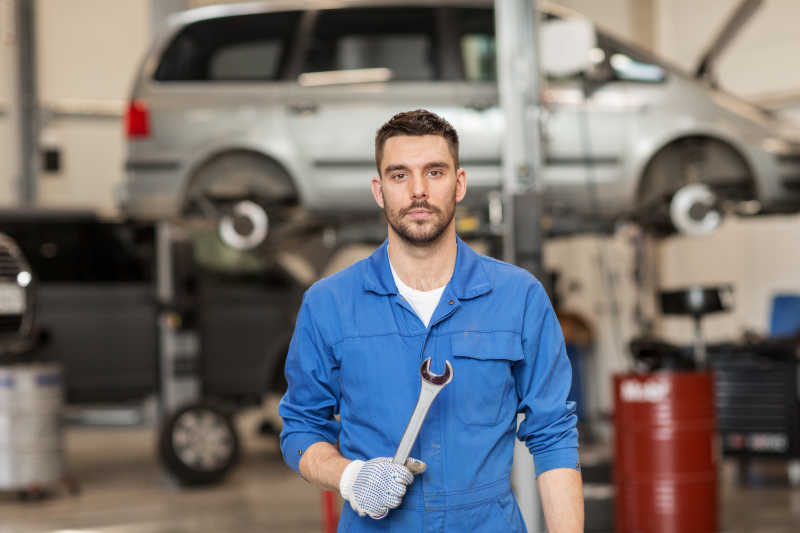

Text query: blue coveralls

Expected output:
[280,238,579,532]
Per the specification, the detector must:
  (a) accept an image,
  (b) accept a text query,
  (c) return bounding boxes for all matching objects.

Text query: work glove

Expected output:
[339,457,426,519]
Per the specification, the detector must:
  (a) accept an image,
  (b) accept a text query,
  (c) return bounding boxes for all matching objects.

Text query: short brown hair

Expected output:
[375,109,459,173]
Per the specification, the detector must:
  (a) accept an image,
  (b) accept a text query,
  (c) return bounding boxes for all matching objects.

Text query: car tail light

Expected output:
[125,99,150,138]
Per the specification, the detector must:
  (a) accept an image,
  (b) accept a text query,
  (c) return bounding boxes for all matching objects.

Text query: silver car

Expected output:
[119,0,800,246]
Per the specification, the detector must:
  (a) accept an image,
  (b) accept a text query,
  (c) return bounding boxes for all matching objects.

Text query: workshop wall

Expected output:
[37,0,147,102]
[659,215,800,343]
[656,0,800,99]
[0,3,9,103]
[34,0,149,214]
[552,0,637,44]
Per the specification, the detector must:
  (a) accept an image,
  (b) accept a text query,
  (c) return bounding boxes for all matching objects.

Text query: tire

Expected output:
[158,402,240,486]
[183,153,302,273]
[185,152,295,211]
[635,137,754,235]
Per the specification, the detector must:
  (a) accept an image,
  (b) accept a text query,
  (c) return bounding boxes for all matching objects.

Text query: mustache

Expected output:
[400,200,441,217]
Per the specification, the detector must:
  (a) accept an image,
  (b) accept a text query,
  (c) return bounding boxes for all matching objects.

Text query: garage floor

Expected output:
[1,412,799,533]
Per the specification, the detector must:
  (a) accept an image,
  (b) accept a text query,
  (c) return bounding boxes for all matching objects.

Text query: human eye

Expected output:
[428,169,444,178]
[391,172,406,181]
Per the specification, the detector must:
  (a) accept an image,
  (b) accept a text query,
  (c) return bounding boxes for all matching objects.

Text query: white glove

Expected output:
[339,457,426,519]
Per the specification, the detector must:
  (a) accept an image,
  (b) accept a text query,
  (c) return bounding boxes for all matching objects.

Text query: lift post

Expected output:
[156,221,202,416]
[496,0,545,276]
[495,0,545,531]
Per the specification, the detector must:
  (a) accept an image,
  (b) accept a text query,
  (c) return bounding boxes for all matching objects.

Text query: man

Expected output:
[280,109,583,532]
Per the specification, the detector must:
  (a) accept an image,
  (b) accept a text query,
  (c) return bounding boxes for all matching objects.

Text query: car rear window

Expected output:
[154,11,302,81]
[457,8,496,82]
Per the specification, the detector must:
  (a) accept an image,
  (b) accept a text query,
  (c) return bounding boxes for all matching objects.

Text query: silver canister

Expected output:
[0,363,63,489]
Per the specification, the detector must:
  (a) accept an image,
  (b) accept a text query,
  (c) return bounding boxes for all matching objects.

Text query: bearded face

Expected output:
[382,192,457,246]
[372,135,466,247]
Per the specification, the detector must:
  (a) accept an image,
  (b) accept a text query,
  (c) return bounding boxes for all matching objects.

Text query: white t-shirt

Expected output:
[389,261,446,328]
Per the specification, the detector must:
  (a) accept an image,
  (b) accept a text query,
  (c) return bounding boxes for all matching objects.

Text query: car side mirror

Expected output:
[540,18,596,78]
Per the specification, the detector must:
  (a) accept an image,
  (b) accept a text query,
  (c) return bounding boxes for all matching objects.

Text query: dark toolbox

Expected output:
[708,339,800,461]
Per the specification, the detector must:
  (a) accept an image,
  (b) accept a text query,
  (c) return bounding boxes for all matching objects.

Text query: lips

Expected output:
[406,209,433,220]
[402,202,439,218]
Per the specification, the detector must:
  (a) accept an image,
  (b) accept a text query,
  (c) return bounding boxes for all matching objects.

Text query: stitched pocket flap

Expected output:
[451,331,523,362]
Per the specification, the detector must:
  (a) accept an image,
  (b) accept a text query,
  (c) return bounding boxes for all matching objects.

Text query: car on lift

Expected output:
[118,0,800,250]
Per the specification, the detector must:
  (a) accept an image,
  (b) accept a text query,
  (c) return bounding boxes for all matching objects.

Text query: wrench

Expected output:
[393,357,453,465]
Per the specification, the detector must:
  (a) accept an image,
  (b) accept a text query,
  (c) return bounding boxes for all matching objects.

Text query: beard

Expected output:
[383,193,457,246]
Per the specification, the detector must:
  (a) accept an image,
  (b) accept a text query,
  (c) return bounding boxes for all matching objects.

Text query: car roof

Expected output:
[150,0,699,84]
[166,0,577,30]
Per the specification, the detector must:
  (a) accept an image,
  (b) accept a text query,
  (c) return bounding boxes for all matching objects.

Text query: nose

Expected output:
[409,173,428,199]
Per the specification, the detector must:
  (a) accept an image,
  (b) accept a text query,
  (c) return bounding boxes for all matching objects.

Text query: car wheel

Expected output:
[217,199,270,251]
[669,183,721,236]
[635,136,755,235]
[183,153,302,273]
[158,402,240,486]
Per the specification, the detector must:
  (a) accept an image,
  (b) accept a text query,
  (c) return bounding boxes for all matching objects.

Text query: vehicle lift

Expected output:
[154,221,240,486]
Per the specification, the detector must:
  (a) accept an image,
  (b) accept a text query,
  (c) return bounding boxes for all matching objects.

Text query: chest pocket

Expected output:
[451,331,524,427]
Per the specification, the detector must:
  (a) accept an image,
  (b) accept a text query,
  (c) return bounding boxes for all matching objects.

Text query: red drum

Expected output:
[613,372,717,533]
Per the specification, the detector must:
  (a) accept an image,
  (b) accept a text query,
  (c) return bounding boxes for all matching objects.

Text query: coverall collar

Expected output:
[363,236,492,300]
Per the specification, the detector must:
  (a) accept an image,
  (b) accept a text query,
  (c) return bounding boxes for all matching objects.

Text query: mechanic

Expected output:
[279,109,583,532]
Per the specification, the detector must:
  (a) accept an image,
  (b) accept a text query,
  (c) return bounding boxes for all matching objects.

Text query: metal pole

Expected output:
[496,1,544,531]
[496,0,545,277]
[5,0,38,205]
[156,222,201,416]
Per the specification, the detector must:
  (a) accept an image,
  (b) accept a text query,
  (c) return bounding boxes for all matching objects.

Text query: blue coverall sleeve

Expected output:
[279,292,341,474]
[514,282,580,477]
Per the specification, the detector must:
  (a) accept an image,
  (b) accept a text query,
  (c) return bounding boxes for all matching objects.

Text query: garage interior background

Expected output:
[2,0,799,425]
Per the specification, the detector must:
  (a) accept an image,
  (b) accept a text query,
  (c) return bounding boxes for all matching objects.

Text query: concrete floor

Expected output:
[1,414,799,533]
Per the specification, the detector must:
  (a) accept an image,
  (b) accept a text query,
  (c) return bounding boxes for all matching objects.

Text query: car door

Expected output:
[284,6,502,214]
[540,30,667,216]
[541,75,631,216]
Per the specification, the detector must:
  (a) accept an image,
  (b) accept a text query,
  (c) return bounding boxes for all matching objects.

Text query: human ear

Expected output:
[455,168,467,203]
[371,176,385,208]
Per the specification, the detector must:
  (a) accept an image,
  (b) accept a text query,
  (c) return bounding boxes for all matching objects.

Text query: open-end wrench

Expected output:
[393,357,453,465]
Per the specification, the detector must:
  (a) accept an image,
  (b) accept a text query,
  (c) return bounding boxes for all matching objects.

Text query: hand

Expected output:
[339,457,426,519]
